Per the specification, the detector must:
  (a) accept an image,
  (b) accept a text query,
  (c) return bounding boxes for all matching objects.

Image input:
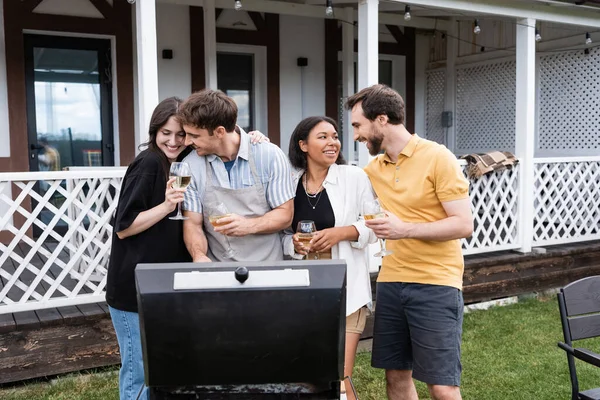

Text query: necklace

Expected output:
[303,173,325,209]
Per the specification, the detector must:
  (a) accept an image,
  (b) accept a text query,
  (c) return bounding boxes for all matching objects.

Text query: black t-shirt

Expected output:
[106,150,191,312]
[292,177,335,232]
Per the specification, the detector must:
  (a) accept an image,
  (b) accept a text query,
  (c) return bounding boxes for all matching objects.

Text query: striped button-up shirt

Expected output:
[182,129,295,214]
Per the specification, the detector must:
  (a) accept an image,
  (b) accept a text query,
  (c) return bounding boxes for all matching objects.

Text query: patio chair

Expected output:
[558,276,600,400]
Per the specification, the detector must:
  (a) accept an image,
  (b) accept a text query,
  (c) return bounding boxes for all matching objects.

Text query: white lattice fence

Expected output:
[0,170,125,314]
[533,157,600,246]
[455,58,516,155]
[459,161,520,255]
[538,47,600,156]
[425,68,446,145]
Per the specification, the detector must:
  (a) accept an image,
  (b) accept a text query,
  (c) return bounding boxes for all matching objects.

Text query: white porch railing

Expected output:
[460,161,520,255]
[0,170,125,314]
[532,156,600,246]
[0,160,598,314]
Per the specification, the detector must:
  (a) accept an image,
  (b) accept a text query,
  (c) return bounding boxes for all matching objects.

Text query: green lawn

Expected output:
[2,296,599,399]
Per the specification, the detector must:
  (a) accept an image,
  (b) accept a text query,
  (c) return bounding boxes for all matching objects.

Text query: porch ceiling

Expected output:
[160,0,600,28]
[300,0,600,19]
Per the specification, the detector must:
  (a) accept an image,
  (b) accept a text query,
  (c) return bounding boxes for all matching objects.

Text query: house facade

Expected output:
[0,0,599,315]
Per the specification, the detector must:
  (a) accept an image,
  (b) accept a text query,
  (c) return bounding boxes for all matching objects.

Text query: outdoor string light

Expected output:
[404,5,411,21]
[234,0,242,11]
[325,0,334,17]
[473,19,481,35]
[586,32,592,45]
[535,28,542,42]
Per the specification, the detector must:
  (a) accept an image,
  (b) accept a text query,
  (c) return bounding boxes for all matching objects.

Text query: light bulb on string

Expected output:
[586,32,592,45]
[234,0,242,10]
[404,5,411,21]
[325,0,334,17]
[535,28,542,42]
[473,19,481,35]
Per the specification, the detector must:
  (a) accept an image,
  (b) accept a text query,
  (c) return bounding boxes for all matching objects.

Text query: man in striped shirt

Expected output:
[179,89,294,262]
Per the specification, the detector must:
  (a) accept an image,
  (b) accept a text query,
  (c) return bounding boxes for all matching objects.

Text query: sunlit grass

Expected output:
[2,297,599,399]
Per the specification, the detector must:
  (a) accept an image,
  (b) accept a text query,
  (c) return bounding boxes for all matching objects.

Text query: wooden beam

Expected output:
[24,14,115,34]
[3,0,30,174]
[248,11,266,31]
[265,13,280,146]
[325,19,339,121]
[0,313,119,384]
[385,25,406,46]
[22,0,45,13]
[88,0,114,20]
[113,0,136,165]
[190,6,206,92]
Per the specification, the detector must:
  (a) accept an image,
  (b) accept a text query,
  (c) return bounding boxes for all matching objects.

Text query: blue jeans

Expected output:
[109,307,150,400]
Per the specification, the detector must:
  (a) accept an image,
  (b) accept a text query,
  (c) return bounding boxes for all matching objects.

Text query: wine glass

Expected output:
[169,162,191,221]
[206,201,236,259]
[296,220,316,259]
[362,199,393,257]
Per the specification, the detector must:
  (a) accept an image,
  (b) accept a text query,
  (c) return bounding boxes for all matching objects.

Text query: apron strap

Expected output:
[204,157,215,188]
[247,141,261,184]
[204,136,261,191]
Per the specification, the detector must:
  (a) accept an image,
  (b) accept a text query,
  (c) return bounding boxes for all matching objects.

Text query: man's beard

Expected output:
[367,129,384,156]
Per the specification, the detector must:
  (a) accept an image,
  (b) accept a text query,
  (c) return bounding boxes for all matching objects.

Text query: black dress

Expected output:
[106,150,191,313]
[292,175,335,232]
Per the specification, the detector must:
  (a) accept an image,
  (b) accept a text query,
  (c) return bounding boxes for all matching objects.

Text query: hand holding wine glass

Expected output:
[363,199,393,257]
[168,162,191,221]
[206,201,236,259]
[293,220,316,259]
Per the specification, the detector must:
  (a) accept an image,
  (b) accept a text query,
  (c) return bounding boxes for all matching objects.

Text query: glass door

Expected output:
[217,52,254,132]
[24,35,114,236]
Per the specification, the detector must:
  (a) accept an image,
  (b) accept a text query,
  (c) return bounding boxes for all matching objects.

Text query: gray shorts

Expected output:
[371,282,463,386]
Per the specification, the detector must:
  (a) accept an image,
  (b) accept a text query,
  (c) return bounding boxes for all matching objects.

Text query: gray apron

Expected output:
[201,147,284,262]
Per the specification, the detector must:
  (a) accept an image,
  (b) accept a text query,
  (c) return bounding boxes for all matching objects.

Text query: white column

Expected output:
[515,17,536,253]
[342,7,355,163]
[135,0,159,148]
[444,20,457,152]
[357,0,378,167]
[204,0,218,89]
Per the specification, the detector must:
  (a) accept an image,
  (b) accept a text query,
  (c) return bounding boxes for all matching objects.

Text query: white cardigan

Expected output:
[283,163,377,316]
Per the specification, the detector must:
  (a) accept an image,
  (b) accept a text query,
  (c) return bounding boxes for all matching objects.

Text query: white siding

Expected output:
[156,3,192,101]
[279,15,326,154]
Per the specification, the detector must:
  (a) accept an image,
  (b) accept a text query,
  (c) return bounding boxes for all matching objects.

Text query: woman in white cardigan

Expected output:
[283,116,377,399]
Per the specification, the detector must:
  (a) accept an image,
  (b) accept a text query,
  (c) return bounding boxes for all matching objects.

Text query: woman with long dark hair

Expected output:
[106,97,192,400]
[284,116,377,399]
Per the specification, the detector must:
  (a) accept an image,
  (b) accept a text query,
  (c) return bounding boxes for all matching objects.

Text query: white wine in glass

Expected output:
[208,214,232,227]
[296,220,316,258]
[363,199,393,257]
[169,162,191,220]
[207,202,236,259]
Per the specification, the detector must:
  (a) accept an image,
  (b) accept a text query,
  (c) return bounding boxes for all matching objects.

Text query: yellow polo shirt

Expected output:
[364,134,469,290]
